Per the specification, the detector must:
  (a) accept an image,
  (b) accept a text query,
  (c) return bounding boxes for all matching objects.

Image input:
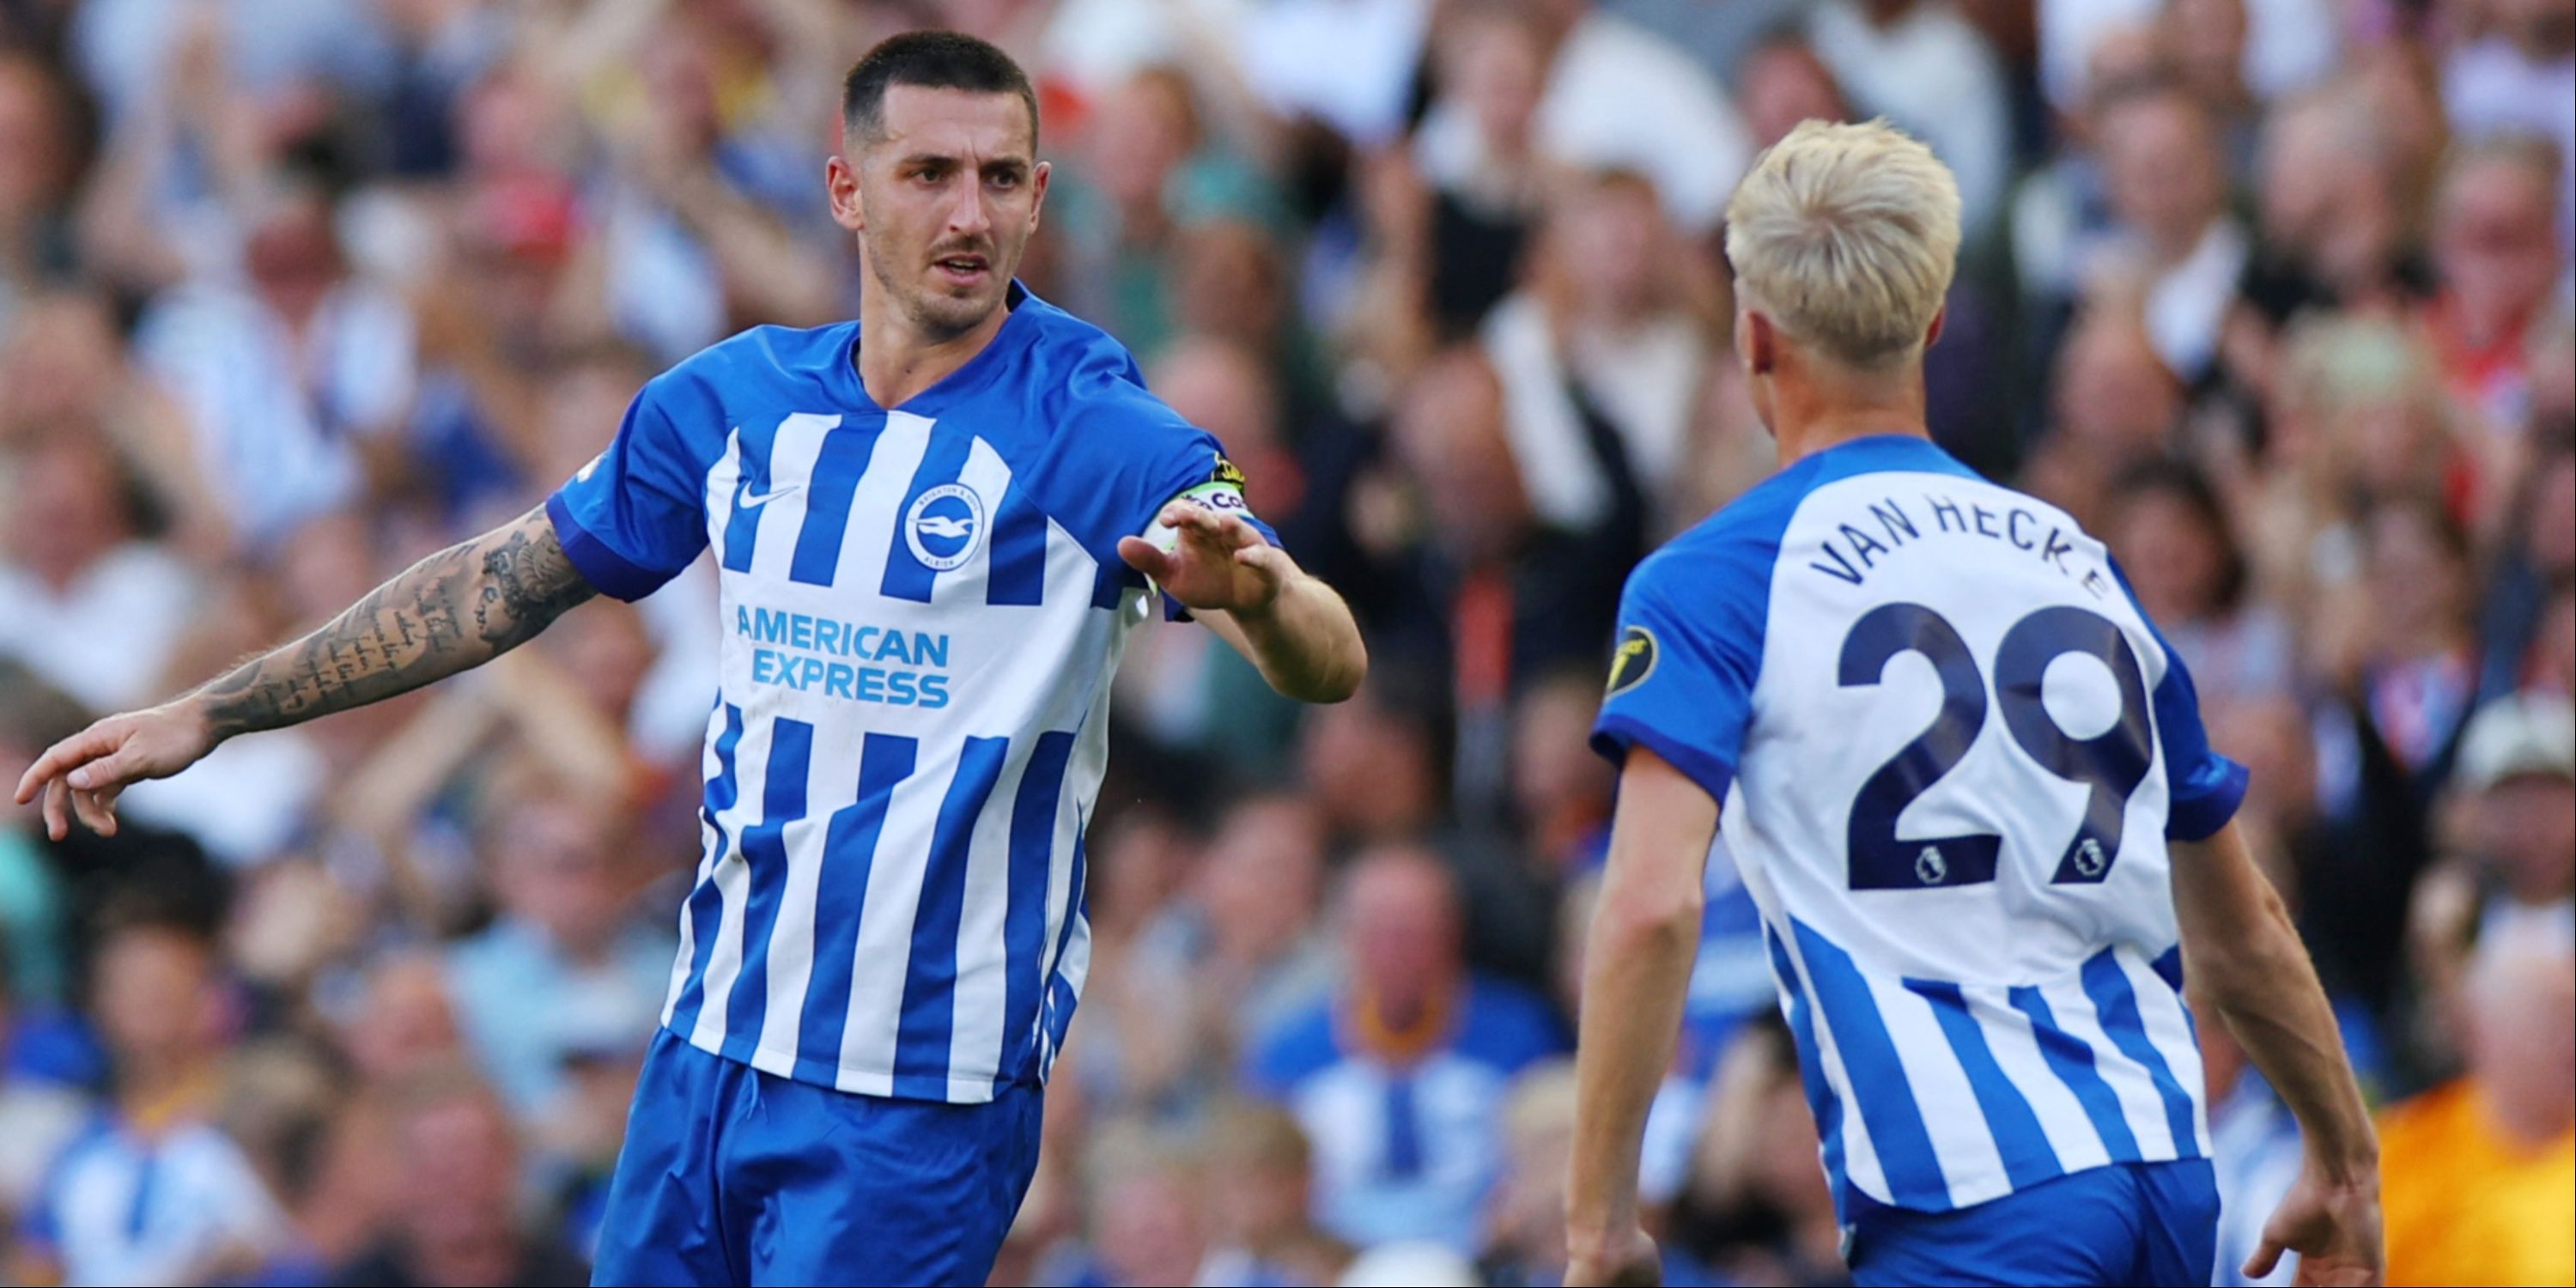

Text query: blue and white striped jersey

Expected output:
[1591,434,2248,1219]
[546,284,1273,1103]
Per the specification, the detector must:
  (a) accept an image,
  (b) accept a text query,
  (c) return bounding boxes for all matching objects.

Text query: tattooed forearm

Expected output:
[191,506,599,741]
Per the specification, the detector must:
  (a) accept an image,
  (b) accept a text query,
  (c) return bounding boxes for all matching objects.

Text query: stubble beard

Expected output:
[864,228,1004,343]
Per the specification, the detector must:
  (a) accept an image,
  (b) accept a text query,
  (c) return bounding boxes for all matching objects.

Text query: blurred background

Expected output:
[0,0,2569,1284]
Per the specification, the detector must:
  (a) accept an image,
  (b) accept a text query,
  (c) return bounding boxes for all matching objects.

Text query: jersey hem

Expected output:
[1842,1139,2209,1218]
[672,1023,1037,1105]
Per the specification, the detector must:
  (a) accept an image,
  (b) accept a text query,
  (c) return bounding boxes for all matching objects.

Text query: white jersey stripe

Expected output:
[685,712,773,1054]
[945,739,1030,1088]
[2117,950,2212,1156]
[751,714,867,1075]
[1972,983,2116,1175]
[1775,921,1897,1206]
[744,413,840,580]
[2036,974,2178,1159]
[833,762,951,1093]
[831,410,933,592]
[1865,975,2010,1208]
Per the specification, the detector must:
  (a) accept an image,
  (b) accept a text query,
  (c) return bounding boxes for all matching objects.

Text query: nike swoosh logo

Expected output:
[736,480,800,511]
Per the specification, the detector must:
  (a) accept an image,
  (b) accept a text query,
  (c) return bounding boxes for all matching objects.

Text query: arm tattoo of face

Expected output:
[196,507,598,740]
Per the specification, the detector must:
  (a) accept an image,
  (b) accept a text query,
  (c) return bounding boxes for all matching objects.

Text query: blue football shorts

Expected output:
[592,1026,1045,1286]
[1845,1157,2221,1287]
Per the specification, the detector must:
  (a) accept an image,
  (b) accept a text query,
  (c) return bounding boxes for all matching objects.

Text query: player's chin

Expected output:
[915,276,1005,325]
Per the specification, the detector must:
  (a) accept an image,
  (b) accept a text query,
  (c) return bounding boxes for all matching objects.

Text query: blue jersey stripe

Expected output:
[787,416,883,585]
[1039,825,1090,1065]
[986,484,1048,605]
[720,417,783,574]
[2005,984,2142,1159]
[667,704,746,1036]
[1904,979,2065,1192]
[893,736,1010,1097]
[2150,944,2184,992]
[1765,927,1849,1218]
[721,718,814,1060]
[1382,1078,1426,1177]
[793,733,916,1085]
[996,731,1073,1089]
[881,424,976,603]
[1789,918,1948,1208]
[2080,950,2200,1157]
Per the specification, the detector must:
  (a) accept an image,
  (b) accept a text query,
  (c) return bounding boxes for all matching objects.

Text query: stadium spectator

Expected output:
[2104,459,2296,702]
[1196,1099,1352,1286]
[1731,31,1851,153]
[1411,0,1750,237]
[2444,690,2576,946]
[442,792,671,1126]
[11,910,291,1286]
[0,950,87,1235]
[1672,1014,1840,1288]
[1244,846,1564,1254]
[1480,168,1715,537]
[2093,83,2251,385]
[0,428,197,715]
[1805,0,2015,242]
[2422,137,2567,453]
[337,1066,589,1286]
[2376,934,2576,1286]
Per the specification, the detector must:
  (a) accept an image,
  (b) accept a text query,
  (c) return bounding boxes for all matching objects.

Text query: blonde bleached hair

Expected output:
[1724,118,1962,370]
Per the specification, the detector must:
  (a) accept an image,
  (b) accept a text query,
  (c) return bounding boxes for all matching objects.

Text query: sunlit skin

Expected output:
[826,83,1049,407]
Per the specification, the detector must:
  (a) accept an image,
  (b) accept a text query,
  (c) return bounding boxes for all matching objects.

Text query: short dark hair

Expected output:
[2108,458,2249,614]
[842,30,1039,148]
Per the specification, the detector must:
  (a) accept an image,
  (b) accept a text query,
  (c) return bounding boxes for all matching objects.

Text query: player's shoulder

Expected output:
[1008,291,1206,446]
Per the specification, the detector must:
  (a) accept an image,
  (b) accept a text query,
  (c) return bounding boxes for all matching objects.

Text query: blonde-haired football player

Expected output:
[1564,120,2381,1288]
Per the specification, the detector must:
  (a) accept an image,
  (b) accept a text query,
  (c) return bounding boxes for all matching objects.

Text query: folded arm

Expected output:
[14,504,598,838]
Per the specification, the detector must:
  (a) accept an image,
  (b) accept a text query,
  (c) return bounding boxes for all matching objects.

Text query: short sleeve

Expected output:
[1590,550,1766,806]
[2111,558,2250,841]
[544,377,714,602]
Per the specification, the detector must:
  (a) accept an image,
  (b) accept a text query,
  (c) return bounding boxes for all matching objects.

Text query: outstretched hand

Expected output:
[12,703,216,841]
[1116,500,1285,617]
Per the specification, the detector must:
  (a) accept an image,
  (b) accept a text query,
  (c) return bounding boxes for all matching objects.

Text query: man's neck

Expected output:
[1772,358,1937,469]
[857,288,1011,409]
[1771,382,1929,467]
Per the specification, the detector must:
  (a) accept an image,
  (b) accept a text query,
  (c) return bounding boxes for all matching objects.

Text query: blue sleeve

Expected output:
[2110,558,2250,841]
[544,374,717,602]
[1124,412,1282,623]
[1589,549,1767,807]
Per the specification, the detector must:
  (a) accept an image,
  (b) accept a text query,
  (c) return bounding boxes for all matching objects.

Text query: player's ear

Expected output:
[1744,311,1778,377]
[827,155,865,233]
[1923,302,1947,351]
[1026,159,1050,233]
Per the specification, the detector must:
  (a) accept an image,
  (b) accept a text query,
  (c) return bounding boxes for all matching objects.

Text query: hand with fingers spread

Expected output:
[12,701,218,841]
[1116,498,1287,617]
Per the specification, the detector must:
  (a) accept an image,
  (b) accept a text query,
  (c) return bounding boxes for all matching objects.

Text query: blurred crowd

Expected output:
[0,0,2571,1285]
